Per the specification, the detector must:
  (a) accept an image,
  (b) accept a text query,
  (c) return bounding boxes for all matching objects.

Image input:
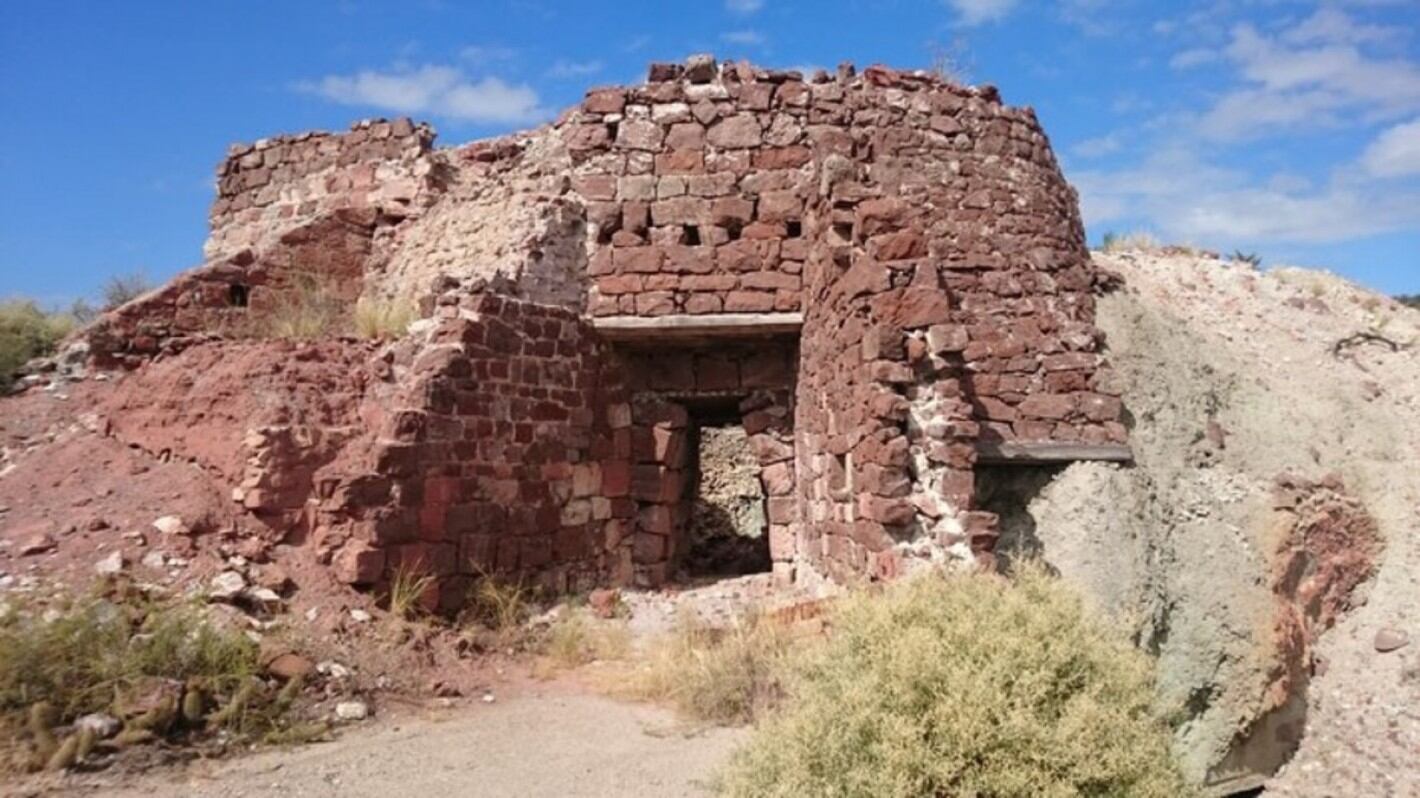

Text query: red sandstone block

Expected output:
[572,174,617,201]
[706,114,763,148]
[761,461,794,495]
[615,119,665,151]
[643,274,680,291]
[742,221,786,239]
[335,543,385,585]
[613,246,663,274]
[1043,352,1099,371]
[684,293,724,314]
[768,524,796,560]
[656,150,704,174]
[637,505,675,536]
[651,197,708,226]
[665,122,706,150]
[739,82,774,110]
[1078,392,1123,422]
[725,290,775,312]
[1018,393,1075,420]
[583,88,627,115]
[757,190,803,223]
[856,494,912,525]
[870,230,926,261]
[601,461,632,497]
[753,146,812,170]
[740,271,798,291]
[598,274,645,295]
[566,124,611,151]
[857,463,911,497]
[856,198,911,236]
[392,542,459,577]
[872,288,952,329]
[711,197,755,226]
[767,497,798,524]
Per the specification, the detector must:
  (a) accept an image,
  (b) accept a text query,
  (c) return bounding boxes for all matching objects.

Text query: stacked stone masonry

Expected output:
[83,56,1127,608]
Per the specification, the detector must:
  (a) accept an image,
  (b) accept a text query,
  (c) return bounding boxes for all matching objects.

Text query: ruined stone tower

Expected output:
[84,57,1128,609]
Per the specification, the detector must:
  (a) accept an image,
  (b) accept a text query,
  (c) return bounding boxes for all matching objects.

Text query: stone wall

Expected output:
[564,57,811,318]
[318,290,634,608]
[207,118,441,260]
[85,209,382,368]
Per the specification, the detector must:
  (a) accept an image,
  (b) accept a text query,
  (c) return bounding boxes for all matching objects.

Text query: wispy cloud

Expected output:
[1196,20,1420,141]
[1362,119,1420,178]
[1169,48,1218,70]
[296,64,546,124]
[721,29,766,46]
[547,59,604,79]
[458,44,518,64]
[1072,133,1122,159]
[943,0,1019,27]
[725,0,763,14]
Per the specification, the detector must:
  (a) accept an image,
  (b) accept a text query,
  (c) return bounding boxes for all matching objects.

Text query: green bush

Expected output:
[0,301,76,392]
[719,567,1193,798]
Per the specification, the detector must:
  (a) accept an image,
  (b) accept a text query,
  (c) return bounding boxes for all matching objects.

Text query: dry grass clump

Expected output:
[1100,231,1162,253]
[461,575,533,643]
[536,610,632,676]
[0,300,77,392]
[1398,294,1420,310]
[718,566,1194,798]
[626,610,797,725]
[0,593,325,772]
[257,274,347,340]
[354,295,416,340]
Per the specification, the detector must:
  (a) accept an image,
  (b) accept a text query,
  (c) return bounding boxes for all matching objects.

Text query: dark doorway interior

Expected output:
[678,396,772,579]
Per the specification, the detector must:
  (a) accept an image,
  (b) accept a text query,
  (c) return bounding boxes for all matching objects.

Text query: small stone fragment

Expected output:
[208,570,247,601]
[1374,628,1410,653]
[152,515,190,536]
[334,701,369,721]
[74,713,121,739]
[266,652,315,681]
[349,608,373,623]
[95,551,126,575]
[18,533,57,556]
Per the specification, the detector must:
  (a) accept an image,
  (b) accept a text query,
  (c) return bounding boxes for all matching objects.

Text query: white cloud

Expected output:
[944,0,1019,26]
[1282,7,1403,47]
[1169,48,1218,70]
[1072,146,1420,245]
[725,0,763,13]
[1196,19,1420,140]
[721,29,766,46]
[547,59,604,79]
[297,64,546,124]
[1072,133,1122,158]
[458,44,518,64]
[1362,119,1420,177]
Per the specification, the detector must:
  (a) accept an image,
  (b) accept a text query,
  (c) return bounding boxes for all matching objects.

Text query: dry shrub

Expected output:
[461,575,533,642]
[1100,231,1162,253]
[0,301,77,392]
[386,564,436,621]
[536,610,632,676]
[354,295,416,340]
[719,566,1194,798]
[627,610,796,725]
[257,274,346,340]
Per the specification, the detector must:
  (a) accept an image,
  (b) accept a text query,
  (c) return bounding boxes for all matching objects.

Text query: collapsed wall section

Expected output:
[207,118,441,259]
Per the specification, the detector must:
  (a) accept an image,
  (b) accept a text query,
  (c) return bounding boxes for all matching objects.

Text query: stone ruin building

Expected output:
[82,56,1130,611]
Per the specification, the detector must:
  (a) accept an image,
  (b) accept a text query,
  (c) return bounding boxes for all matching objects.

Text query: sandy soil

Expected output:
[28,690,746,798]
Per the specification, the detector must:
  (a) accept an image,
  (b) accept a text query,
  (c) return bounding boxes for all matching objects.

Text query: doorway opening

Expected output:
[677,396,771,579]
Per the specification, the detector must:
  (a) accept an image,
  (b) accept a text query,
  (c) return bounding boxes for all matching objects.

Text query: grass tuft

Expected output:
[625,610,796,726]
[354,295,416,340]
[257,274,346,340]
[717,565,1194,797]
[536,610,631,676]
[387,564,436,621]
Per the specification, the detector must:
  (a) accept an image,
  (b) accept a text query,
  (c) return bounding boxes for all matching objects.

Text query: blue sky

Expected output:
[1,0,1417,304]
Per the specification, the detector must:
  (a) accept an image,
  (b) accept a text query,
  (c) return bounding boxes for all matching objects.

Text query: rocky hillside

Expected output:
[996,249,1419,795]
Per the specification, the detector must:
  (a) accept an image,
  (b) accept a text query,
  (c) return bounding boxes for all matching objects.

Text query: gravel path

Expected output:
[60,692,746,798]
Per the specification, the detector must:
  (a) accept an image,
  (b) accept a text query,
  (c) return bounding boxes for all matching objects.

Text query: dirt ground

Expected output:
[16,688,746,798]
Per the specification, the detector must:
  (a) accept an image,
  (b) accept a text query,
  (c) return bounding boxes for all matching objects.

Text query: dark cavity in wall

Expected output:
[678,396,771,579]
[975,464,1066,561]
